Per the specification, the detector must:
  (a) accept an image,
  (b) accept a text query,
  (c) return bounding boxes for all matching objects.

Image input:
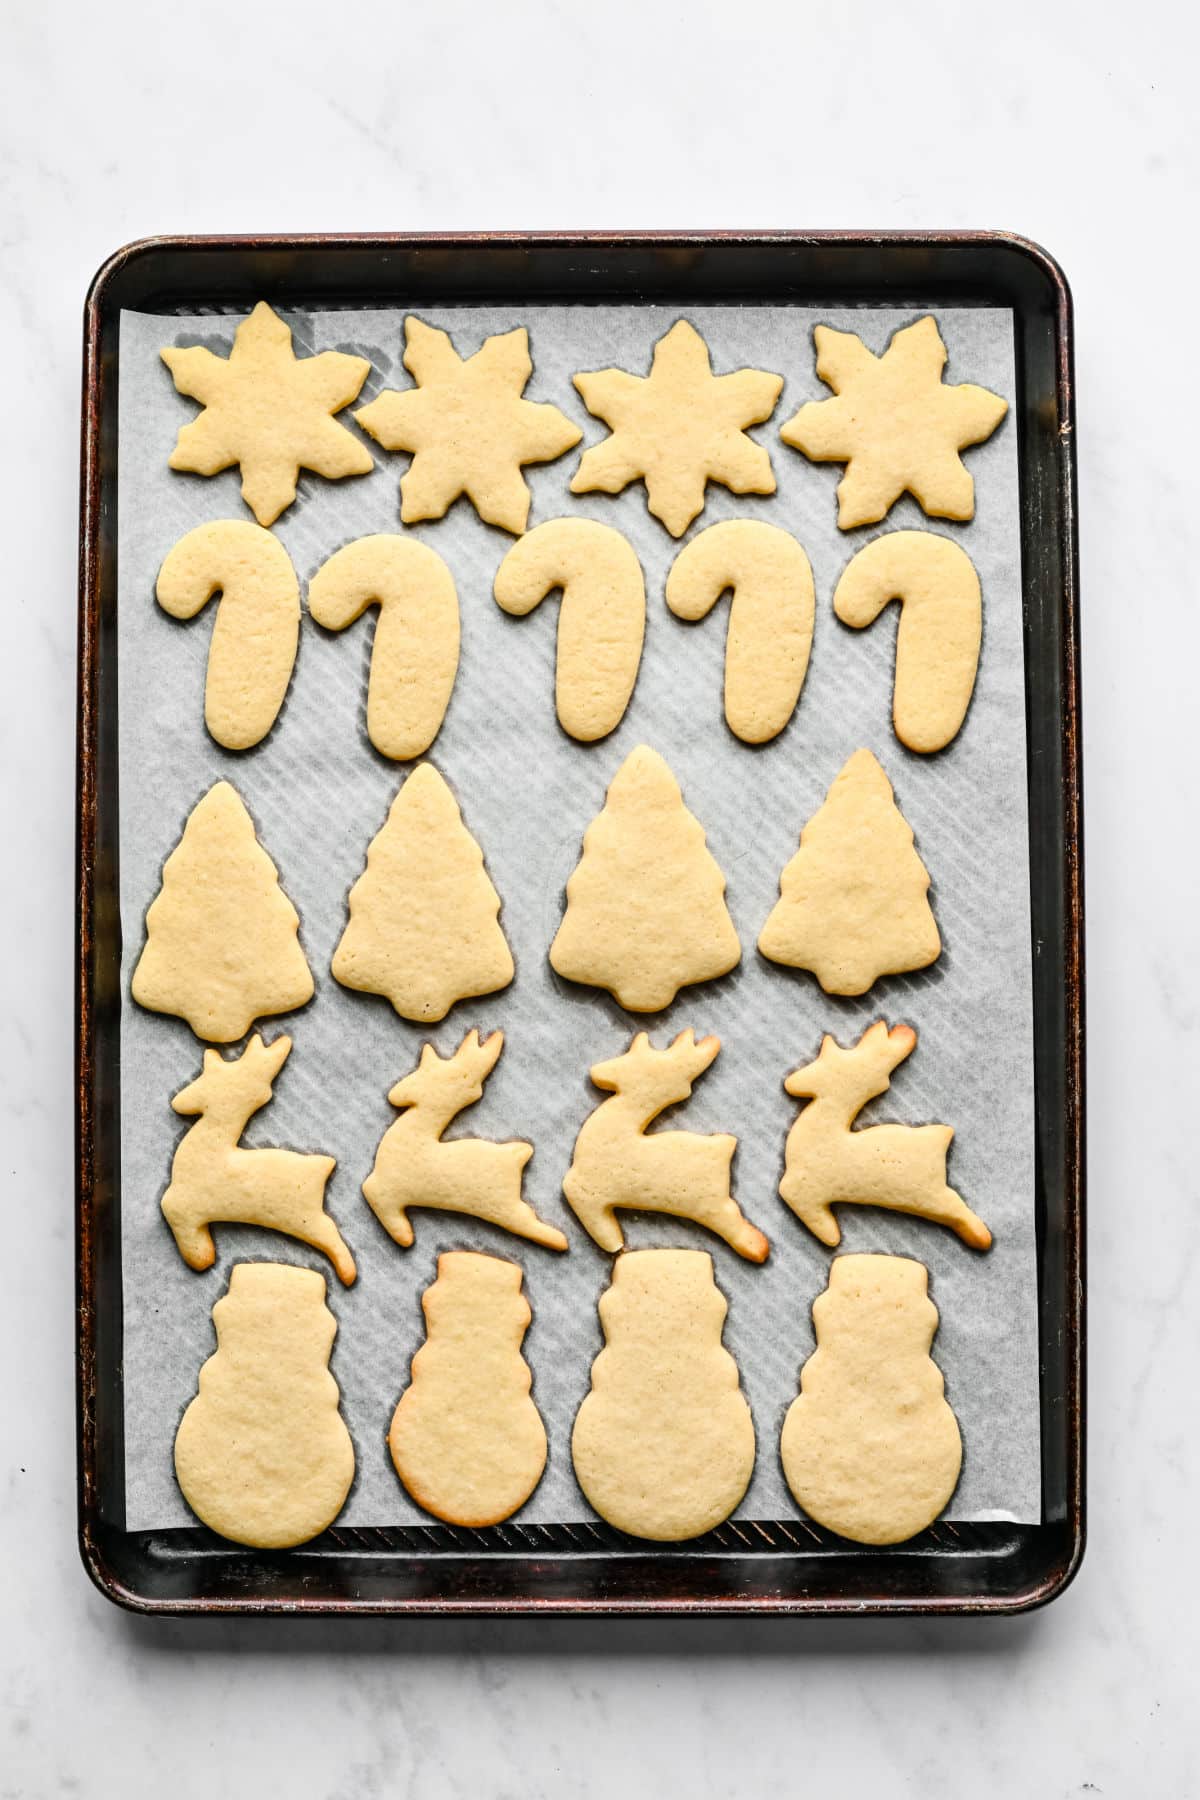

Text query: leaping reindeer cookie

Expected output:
[565,1030,769,1262]
[162,1035,355,1284]
[780,1021,991,1251]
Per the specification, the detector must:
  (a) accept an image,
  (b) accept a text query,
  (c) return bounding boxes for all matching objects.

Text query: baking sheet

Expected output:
[116,300,1039,1531]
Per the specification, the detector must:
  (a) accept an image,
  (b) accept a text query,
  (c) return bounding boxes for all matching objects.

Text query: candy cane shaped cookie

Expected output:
[493,518,646,742]
[832,531,982,753]
[156,520,300,751]
[308,534,460,760]
[665,521,814,744]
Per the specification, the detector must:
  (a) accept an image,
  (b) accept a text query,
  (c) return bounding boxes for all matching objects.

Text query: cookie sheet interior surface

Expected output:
[116,301,1040,1531]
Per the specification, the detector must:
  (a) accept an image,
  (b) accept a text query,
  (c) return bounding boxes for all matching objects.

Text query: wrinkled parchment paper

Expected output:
[117,301,1039,1529]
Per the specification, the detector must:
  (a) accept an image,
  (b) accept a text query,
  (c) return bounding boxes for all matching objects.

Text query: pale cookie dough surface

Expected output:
[758,747,941,995]
[780,1254,963,1545]
[132,780,314,1043]
[174,1262,355,1548]
[162,301,373,527]
[156,519,300,752]
[333,762,514,1022]
[572,1249,756,1540]
[550,744,741,1011]
[356,316,581,534]
[307,533,460,760]
[389,1251,547,1527]
[780,315,1008,529]
[493,517,646,742]
[833,530,983,753]
[570,319,783,537]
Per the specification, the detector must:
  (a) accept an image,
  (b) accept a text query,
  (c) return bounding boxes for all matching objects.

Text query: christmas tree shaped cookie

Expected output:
[780,1021,992,1250]
[389,1251,547,1527]
[163,1034,355,1284]
[550,745,740,1012]
[570,319,783,537]
[364,1030,567,1251]
[132,781,314,1043]
[356,316,581,534]
[572,1249,756,1541]
[333,764,513,1023]
[565,1030,768,1261]
[780,1255,963,1544]
[758,749,940,996]
[174,1263,355,1548]
[162,302,373,527]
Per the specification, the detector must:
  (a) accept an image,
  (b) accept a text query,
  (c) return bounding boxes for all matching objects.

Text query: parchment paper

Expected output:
[116,301,1039,1530]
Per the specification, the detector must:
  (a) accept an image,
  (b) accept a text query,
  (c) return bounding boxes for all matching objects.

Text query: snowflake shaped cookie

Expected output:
[780,316,1008,529]
[355,318,582,535]
[569,320,784,537]
[161,302,373,527]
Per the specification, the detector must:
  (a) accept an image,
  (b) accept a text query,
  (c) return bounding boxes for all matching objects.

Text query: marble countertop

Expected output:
[2,1,1195,1793]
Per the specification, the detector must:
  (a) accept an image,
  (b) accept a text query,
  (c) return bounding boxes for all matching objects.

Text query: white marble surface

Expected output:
[1,1,1196,1793]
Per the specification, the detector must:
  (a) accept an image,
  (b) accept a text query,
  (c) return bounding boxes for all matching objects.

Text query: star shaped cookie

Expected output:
[570,320,784,537]
[780,315,1008,529]
[355,318,582,535]
[161,302,373,527]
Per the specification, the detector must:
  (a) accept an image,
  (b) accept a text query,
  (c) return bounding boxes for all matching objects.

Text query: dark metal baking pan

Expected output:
[77,230,1083,1615]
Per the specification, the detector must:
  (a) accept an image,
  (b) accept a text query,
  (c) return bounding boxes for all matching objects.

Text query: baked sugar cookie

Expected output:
[758,749,940,995]
[156,520,300,751]
[364,1030,567,1251]
[493,518,646,741]
[550,745,740,1011]
[162,301,372,527]
[333,764,513,1023]
[665,520,815,743]
[833,531,982,752]
[389,1251,547,1527]
[780,1254,963,1545]
[780,1021,992,1250]
[572,1249,756,1541]
[570,320,783,537]
[780,316,1008,528]
[132,781,314,1043]
[174,1263,355,1548]
[355,317,581,534]
[308,534,460,760]
[565,1030,768,1261]
[163,1034,354,1284]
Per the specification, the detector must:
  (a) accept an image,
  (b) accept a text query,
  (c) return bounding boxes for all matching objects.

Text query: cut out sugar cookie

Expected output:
[163,1034,355,1285]
[308,534,460,760]
[833,531,982,753]
[355,316,581,534]
[162,301,372,527]
[779,315,1008,529]
[780,1254,963,1545]
[565,1030,768,1261]
[494,518,646,741]
[364,1030,567,1251]
[550,745,740,1012]
[572,1249,756,1541]
[780,1021,992,1250]
[389,1251,547,1527]
[570,319,783,537]
[665,520,815,744]
[758,748,940,996]
[174,1263,355,1548]
[132,781,314,1043]
[156,520,300,751]
[333,763,514,1023]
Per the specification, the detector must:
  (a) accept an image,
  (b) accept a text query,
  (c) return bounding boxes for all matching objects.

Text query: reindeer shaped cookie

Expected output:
[364,1030,567,1251]
[780,1022,991,1251]
[565,1030,769,1262]
[162,1035,355,1284]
